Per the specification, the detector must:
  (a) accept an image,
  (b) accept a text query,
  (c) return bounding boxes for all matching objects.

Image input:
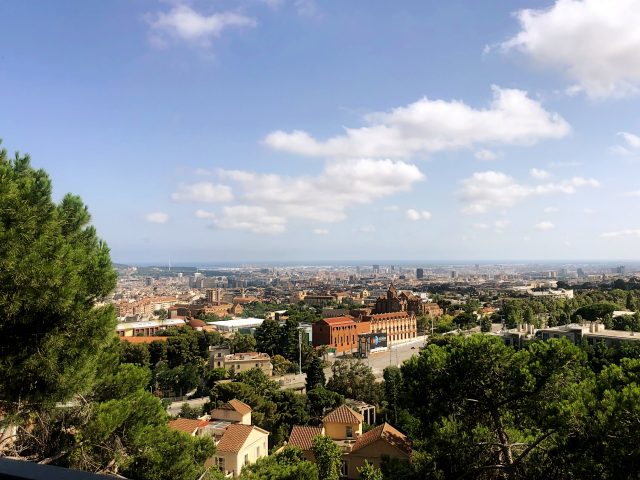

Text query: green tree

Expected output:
[120,341,151,368]
[326,358,380,404]
[0,147,117,408]
[307,387,344,421]
[358,461,384,480]
[230,333,257,353]
[480,316,492,333]
[239,446,318,480]
[178,402,202,419]
[255,318,282,356]
[305,355,326,391]
[383,366,402,425]
[312,435,342,480]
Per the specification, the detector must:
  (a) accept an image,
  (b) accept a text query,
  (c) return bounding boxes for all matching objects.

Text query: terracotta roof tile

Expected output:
[226,399,252,415]
[321,317,356,326]
[168,418,207,435]
[352,423,411,456]
[322,405,363,424]
[216,424,267,453]
[288,425,324,451]
[120,336,168,343]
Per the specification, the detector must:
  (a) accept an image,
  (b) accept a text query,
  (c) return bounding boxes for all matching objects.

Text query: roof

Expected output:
[119,336,168,343]
[116,318,186,330]
[209,318,265,328]
[288,425,323,451]
[366,312,410,320]
[216,424,269,453]
[320,316,356,326]
[322,405,364,424]
[168,418,208,435]
[352,423,411,456]
[188,319,206,328]
[221,399,252,415]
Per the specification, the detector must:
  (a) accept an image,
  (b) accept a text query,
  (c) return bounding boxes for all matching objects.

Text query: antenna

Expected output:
[168,255,171,272]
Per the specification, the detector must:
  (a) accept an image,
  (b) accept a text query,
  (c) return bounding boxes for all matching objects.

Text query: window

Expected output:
[244,454,249,466]
[256,446,260,457]
[341,461,348,477]
[346,425,353,438]
[214,457,225,472]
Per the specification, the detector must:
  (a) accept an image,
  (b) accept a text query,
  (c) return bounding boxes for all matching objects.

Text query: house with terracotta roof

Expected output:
[168,399,269,478]
[312,317,371,354]
[286,404,411,479]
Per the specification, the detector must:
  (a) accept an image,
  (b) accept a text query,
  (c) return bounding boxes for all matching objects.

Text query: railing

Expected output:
[0,457,115,480]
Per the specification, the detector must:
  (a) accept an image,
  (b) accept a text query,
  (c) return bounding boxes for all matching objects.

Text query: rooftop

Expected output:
[288,425,324,451]
[322,405,364,424]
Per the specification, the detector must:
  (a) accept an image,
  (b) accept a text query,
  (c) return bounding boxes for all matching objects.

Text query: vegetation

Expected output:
[0,146,214,479]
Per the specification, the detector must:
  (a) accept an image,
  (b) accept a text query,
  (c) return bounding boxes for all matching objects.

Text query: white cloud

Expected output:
[501,0,640,98]
[354,225,375,234]
[221,158,424,223]
[145,212,169,224]
[544,206,559,213]
[475,149,499,161]
[313,228,329,235]
[548,160,582,168]
[460,170,599,214]
[295,0,320,17]
[194,209,216,219]
[494,219,510,231]
[583,208,598,214]
[146,5,256,48]
[264,86,569,158]
[611,131,640,156]
[405,209,432,221]
[171,182,234,203]
[194,168,213,176]
[473,223,489,230]
[535,221,555,230]
[623,190,640,197]
[601,228,640,239]
[213,206,286,234]
[530,168,551,180]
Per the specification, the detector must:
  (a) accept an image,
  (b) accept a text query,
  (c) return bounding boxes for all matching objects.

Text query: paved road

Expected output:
[167,396,209,416]
[324,335,427,379]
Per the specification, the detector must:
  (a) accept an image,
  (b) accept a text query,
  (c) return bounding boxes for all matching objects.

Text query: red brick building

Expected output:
[312,316,371,354]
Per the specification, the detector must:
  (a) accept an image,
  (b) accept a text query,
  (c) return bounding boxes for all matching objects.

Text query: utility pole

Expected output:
[298,328,302,375]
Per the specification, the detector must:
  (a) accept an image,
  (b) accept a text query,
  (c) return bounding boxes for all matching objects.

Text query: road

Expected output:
[167,396,209,416]
[324,335,427,379]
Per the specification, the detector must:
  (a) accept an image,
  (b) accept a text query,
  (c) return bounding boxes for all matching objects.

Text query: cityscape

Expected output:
[3,0,640,479]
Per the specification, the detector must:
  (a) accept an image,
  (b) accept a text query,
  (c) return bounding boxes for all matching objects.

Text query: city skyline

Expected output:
[2,0,640,262]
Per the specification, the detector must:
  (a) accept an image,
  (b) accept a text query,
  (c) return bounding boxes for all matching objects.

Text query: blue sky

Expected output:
[2,0,640,263]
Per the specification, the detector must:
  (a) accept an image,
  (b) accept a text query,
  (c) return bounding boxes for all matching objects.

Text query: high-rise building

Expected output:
[451,270,457,279]
[416,268,424,279]
[373,265,380,274]
[577,268,586,278]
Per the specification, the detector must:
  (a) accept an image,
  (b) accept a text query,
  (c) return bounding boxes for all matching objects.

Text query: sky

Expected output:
[2,0,640,263]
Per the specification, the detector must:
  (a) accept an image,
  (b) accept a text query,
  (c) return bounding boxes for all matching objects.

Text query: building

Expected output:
[209,345,232,368]
[361,312,417,344]
[373,284,442,317]
[303,294,336,307]
[416,268,424,279]
[116,318,185,337]
[287,404,411,479]
[312,317,371,354]
[223,352,274,376]
[208,317,264,333]
[169,399,269,478]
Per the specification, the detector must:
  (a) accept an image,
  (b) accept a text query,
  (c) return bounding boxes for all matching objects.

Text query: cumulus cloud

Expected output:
[146,4,256,48]
[601,228,640,239]
[171,182,233,203]
[145,212,169,224]
[194,209,216,219]
[220,158,424,224]
[611,131,640,156]
[530,168,551,180]
[460,170,599,214]
[535,221,555,230]
[475,149,499,161]
[405,209,432,221]
[264,86,569,158]
[212,206,286,234]
[501,0,640,98]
